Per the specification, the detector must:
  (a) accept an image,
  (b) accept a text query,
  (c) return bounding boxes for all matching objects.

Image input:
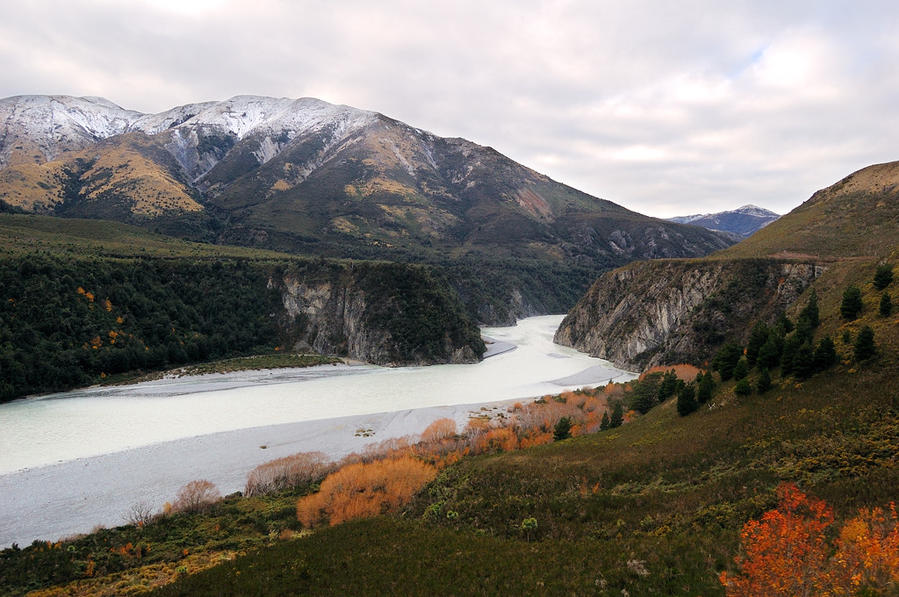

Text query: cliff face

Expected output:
[276,261,484,366]
[554,259,823,370]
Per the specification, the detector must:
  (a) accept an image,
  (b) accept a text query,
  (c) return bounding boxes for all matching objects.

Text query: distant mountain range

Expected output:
[0,94,734,322]
[668,205,779,239]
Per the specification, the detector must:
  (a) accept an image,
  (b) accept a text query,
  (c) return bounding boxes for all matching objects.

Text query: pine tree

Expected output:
[798,289,820,329]
[756,368,772,394]
[733,358,749,381]
[713,342,744,381]
[757,333,784,370]
[609,401,624,428]
[793,343,816,380]
[813,336,837,371]
[599,411,610,431]
[873,264,894,290]
[879,292,892,317]
[656,370,679,401]
[697,370,715,403]
[841,285,863,320]
[745,322,770,367]
[780,334,803,376]
[854,326,876,361]
[676,383,698,417]
[553,417,572,441]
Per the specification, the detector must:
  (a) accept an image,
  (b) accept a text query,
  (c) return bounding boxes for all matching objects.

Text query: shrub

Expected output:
[296,456,437,527]
[734,378,752,396]
[245,452,334,497]
[172,480,221,514]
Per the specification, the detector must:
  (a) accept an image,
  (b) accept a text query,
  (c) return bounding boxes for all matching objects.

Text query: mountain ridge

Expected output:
[668,204,780,239]
[0,94,734,323]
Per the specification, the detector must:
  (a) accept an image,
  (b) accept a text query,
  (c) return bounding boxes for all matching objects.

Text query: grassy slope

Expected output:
[0,213,293,260]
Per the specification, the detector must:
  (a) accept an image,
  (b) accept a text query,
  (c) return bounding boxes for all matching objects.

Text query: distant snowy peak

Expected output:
[668,205,780,238]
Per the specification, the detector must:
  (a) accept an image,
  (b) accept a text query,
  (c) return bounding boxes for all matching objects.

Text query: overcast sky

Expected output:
[2,1,898,217]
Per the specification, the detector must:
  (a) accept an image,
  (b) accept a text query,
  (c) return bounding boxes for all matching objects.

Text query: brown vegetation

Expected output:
[245,451,334,497]
[171,480,221,514]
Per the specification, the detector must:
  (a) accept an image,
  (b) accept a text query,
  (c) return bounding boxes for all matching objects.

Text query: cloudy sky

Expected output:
[2,0,897,217]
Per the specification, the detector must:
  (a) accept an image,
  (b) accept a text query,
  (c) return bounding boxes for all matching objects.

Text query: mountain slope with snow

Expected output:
[0,94,735,322]
[668,204,779,238]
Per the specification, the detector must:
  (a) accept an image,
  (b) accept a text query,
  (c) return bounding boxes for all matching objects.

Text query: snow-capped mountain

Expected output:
[668,205,780,238]
[0,94,733,304]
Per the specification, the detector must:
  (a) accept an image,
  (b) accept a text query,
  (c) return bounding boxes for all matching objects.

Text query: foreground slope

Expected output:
[556,160,899,368]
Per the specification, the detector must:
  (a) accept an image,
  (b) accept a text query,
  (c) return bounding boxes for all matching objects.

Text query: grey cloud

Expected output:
[2,0,899,217]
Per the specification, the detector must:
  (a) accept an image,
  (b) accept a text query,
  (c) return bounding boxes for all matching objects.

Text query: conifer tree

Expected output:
[745,322,770,367]
[676,382,698,416]
[609,401,624,428]
[599,411,610,431]
[553,417,572,441]
[799,288,821,329]
[780,334,803,376]
[854,326,876,361]
[756,368,772,394]
[757,333,784,370]
[793,343,816,380]
[656,369,679,401]
[813,336,837,371]
[713,342,744,381]
[733,358,749,381]
[697,370,715,403]
[841,285,863,320]
[879,292,892,317]
[873,263,894,290]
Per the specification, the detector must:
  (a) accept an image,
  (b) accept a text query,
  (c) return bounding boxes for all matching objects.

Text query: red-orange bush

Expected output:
[297,456,437,527]
[721,483,899,596]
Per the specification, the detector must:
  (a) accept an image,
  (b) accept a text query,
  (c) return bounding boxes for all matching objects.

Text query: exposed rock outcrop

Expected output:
[274,261,485,366]
[554,259,823,370]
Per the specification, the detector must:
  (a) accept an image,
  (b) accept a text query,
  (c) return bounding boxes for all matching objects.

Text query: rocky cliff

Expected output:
[275,261,484,366]
[554,259,824,370]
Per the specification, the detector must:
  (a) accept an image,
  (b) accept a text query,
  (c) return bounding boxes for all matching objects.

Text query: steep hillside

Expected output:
[719,161,899,259]
[669,204,779,238]
[556,161,899,368]
[555,259,822,369]
[0,95,733,322]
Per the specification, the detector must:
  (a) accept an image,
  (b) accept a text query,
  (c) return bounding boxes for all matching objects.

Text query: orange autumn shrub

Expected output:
[297,456,437,527]
[420,418,457,443]
[721,483,899,596]
[828,503,899,593]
